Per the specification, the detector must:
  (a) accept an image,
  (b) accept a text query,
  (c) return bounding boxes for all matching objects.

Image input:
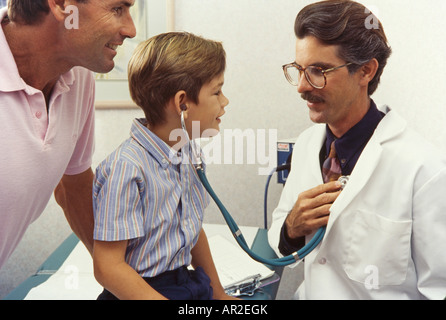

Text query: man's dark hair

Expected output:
[8,0,88,25]
[295,0,392,95]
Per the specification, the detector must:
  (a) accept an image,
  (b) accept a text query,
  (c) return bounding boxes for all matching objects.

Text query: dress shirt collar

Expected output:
[325,99,385,175]
[130,118,187,169]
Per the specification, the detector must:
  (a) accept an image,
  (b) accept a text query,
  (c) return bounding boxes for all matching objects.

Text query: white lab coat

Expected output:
[268,107,446,300]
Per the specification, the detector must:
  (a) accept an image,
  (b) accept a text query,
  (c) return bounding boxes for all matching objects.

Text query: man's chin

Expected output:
[308,109,327,124]
[87,60,116,74]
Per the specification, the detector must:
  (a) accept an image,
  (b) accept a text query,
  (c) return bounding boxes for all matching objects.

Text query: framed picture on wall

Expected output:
[95,0,147,80]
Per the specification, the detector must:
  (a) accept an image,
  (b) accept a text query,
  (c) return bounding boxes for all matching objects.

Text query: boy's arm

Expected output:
[190,229,238,300]
[93,240,167,300]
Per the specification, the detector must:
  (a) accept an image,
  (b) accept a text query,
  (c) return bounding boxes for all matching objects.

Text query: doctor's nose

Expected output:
[296,73,314,94]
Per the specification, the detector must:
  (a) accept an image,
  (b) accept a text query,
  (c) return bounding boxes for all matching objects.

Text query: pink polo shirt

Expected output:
[0,8,95,269]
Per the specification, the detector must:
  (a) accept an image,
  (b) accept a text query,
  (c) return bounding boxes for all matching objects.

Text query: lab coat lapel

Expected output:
[325,108,406,232]
[328,139,383,226]
[309,126,326,185]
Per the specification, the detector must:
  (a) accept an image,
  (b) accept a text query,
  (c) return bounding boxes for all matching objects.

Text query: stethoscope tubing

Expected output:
[196,167,325,267]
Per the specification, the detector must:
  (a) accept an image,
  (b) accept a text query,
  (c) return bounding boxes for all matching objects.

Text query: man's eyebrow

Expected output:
[295,61,336,69]
[309,62,336,69]
[116,0,134,7]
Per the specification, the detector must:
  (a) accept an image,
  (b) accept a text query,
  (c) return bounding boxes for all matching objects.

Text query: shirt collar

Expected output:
[130,118,181,169]
[325,99,385,174]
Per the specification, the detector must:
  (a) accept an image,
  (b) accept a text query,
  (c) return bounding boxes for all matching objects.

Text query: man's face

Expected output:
[65,0,136,73]
[295,36,362,135]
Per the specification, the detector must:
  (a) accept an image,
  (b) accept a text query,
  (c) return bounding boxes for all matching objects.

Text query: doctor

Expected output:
[268,0,446,300]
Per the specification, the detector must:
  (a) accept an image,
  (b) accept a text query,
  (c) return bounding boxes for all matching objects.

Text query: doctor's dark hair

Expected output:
[128,32,226,127]
[8,0,88,25]
[294,0,392,96]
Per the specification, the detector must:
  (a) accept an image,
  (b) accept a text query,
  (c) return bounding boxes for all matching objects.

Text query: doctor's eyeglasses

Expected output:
[282,62,353,89]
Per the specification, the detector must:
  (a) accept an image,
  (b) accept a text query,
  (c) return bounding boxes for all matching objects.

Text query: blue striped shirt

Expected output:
[93,118,210,278]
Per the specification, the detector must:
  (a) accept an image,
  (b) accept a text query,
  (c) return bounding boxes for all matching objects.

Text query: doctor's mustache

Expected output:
[301,92,325,103]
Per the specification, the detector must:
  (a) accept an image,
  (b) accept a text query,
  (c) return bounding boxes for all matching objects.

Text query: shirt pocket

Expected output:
[342,210,412,286]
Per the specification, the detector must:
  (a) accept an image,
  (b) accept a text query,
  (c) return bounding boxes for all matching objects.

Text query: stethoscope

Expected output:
[180,106,348,266]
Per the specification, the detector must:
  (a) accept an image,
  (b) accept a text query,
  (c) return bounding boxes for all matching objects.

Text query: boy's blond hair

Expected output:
[128,32,226,126]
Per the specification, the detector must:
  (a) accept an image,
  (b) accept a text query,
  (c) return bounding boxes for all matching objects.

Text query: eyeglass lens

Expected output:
[285,65,325,88]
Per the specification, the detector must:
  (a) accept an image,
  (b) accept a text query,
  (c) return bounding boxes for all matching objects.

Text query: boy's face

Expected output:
[188,73,229,137]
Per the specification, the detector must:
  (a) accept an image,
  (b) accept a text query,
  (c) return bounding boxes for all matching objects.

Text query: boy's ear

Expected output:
[174,91,189,116]
[47,0,69,22]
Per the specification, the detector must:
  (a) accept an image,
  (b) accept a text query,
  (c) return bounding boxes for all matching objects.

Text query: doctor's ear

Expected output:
[359,58,379,86]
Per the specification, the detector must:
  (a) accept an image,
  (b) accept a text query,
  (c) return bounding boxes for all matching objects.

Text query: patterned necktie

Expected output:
[322,141,342,183]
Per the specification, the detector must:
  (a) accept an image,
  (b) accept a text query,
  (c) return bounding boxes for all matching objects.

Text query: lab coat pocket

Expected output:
[343,210,412,286]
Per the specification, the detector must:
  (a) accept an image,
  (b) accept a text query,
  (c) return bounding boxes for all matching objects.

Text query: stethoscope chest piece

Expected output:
[338,176,350,190]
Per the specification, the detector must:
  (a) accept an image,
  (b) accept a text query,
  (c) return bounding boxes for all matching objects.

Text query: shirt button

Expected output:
[318,258,327,265]
[35,111,42,119]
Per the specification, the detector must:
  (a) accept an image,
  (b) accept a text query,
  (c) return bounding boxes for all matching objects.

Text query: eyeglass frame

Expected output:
[282,62,353,89]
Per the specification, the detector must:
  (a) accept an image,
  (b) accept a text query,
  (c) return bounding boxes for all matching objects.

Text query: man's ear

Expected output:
[359,58,379,87]
[47,0,69,22]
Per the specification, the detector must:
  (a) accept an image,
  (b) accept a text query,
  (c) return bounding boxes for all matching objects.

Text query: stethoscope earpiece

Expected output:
[180,104,187,111]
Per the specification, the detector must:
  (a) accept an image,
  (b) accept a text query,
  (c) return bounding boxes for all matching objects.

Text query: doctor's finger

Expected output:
[297,209,330,235]
[310,215,330,230]
[301,181,342,199]
[307,203,332,220]
[313,190,341,207]
[293,190,339,215]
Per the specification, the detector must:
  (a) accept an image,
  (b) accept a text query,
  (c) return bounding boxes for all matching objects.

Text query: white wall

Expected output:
[364,0,446,151]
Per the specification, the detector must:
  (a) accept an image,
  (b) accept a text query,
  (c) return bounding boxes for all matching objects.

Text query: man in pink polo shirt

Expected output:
[0,0,136,270]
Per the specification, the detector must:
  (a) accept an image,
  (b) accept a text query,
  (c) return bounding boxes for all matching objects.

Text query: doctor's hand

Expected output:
[285,181,342,240]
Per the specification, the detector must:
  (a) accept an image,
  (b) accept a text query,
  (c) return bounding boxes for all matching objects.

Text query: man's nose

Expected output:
[121,14,137,39]
[296,73,314,94]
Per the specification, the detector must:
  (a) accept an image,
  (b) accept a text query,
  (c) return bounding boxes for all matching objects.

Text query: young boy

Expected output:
[92,32,231,300]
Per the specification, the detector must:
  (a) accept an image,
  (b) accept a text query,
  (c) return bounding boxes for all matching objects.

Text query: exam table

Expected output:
[3,224,283,300]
